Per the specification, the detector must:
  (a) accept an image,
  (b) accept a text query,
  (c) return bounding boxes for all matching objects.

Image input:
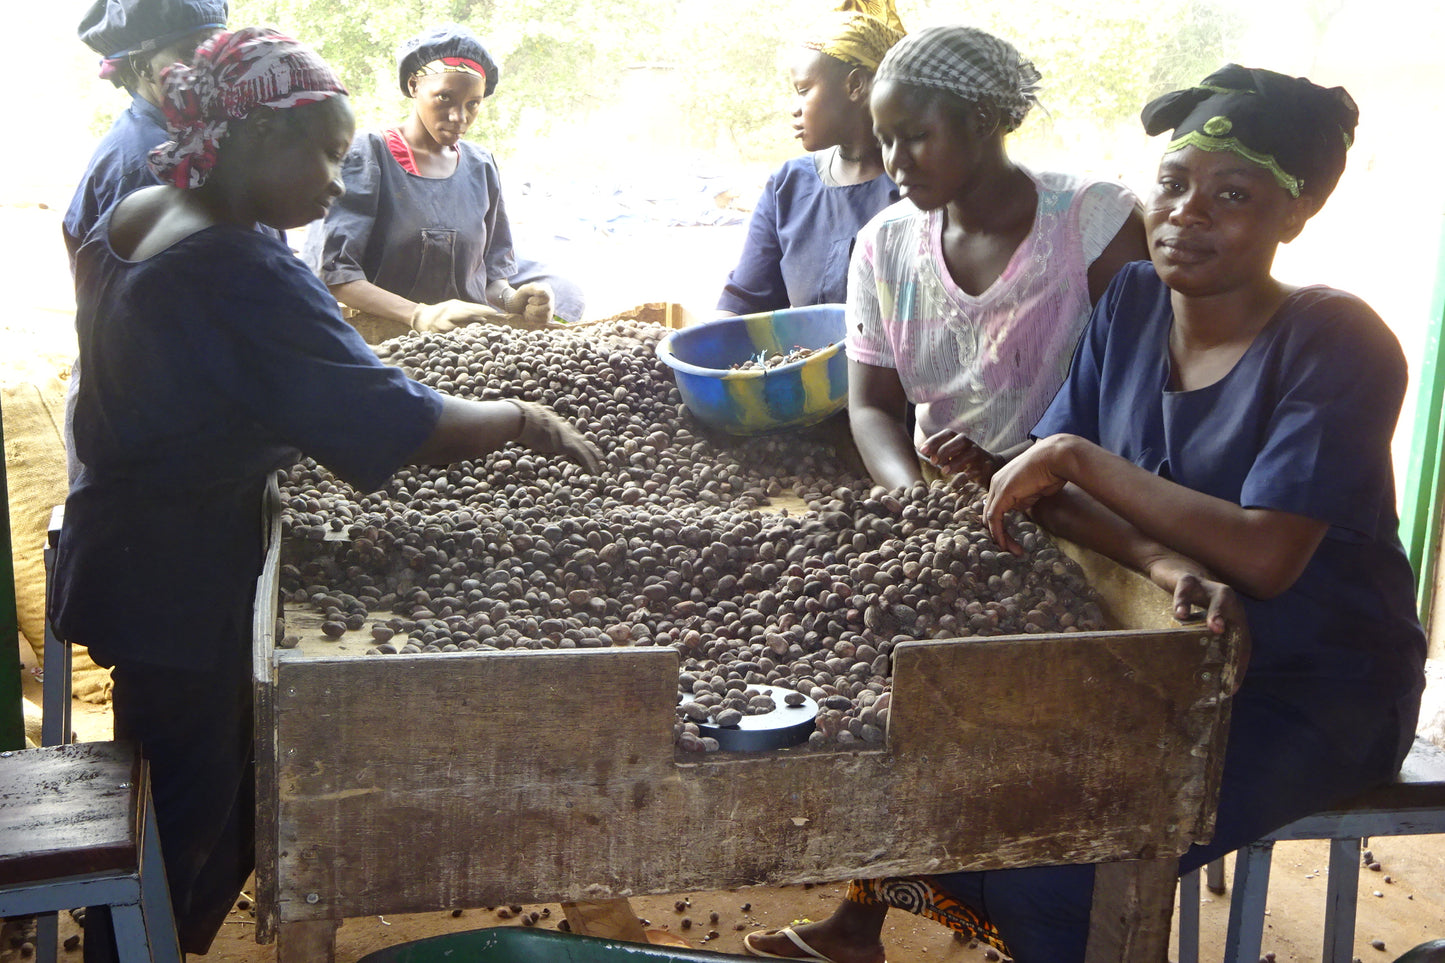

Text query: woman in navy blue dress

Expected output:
[716,0,904,316]
[61,28,599,961]
[971,65,1427,962]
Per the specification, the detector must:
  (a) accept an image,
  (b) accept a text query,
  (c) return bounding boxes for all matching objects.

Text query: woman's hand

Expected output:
[1144,556,1252,689]
[918,429,1003,485]
[505,283,556,325]
[983,435,1076,553]
[411,299,502,333]
[507,400,603,473]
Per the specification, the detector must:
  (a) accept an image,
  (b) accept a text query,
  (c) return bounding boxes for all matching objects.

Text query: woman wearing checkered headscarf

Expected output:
[745,26,1148,959]
[716,0,906,315]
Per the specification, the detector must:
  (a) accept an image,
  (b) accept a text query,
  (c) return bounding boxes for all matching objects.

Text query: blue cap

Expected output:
[78,0,228,59]
[396,24,498,98]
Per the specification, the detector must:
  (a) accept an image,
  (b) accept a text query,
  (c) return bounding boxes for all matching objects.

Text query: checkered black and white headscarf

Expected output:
[875,25,1040,132]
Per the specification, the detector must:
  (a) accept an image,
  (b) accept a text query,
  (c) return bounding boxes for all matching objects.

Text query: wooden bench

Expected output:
[0,741,182,963]
[1177,735,1445,963]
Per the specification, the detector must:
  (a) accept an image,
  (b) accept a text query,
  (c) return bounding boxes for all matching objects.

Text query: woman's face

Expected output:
[134,27,221,104]
[408,71,486,149]
[248,96,355,230]
[788,49,858,152]
[1146,145,1311,298]
[870,79,986,211]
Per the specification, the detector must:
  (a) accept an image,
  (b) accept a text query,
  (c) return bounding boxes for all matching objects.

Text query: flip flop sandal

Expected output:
[742,925,887,963]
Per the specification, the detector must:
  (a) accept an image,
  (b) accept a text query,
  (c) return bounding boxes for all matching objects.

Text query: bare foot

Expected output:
[743,917,886,963]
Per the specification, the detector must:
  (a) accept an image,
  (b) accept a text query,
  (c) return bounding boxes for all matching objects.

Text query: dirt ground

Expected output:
[3,200,1443,962]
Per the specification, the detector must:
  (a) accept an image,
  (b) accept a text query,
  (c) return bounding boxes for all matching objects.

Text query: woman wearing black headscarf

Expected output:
[973,64,1426,963]
[749,64,1426,963]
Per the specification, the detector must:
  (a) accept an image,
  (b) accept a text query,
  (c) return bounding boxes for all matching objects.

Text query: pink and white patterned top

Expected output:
[846,168,1137,452]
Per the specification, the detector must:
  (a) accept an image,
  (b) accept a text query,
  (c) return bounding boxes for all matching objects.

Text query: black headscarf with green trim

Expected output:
[1140,64,1358,202]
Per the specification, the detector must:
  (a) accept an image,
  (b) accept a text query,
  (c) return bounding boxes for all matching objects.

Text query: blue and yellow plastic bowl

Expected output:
[656,305,848,435]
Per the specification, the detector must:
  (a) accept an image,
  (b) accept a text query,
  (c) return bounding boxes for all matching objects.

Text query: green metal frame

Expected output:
[1401,215,1445,623]
[0,409,25,750]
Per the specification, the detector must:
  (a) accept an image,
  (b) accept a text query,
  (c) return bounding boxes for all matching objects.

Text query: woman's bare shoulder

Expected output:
[110,186,215,261]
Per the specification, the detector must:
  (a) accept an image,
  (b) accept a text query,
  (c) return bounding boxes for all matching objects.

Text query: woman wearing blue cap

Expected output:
[63,0,228,265]
[304,23,585,331]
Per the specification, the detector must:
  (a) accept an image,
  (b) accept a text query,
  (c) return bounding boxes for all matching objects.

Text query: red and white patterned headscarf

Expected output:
[148,26,347,189]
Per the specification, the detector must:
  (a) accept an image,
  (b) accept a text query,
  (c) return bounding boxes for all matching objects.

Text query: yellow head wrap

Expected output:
[801,0,906,73]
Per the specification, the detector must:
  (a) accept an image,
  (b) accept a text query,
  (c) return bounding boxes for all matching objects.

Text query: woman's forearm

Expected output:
[1050,435,1326,598]
[851,405,924,489]
[485,278,514,311]
[407,396,523,465]
[331,279,418,326]
[1029,482,1184,578]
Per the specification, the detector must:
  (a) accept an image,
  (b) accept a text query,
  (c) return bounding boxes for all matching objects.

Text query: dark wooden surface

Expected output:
[0,741,140,885]
[256,625,1236,927]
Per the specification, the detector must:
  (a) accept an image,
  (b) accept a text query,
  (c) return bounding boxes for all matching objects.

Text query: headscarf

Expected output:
[78,0,228,86]
[147,27,347,189]
[875,25,1040,133]
[800,0,906,74]
[397,24,499,99]
[1141,64,1358,201]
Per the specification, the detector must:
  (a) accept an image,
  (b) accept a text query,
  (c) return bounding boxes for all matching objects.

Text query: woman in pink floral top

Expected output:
[845,25,1146,490]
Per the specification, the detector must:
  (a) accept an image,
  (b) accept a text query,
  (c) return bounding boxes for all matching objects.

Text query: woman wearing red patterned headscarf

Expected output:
[59,27,599,962]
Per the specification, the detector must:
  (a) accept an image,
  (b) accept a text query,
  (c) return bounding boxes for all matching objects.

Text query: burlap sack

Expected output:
[2,374,112,703]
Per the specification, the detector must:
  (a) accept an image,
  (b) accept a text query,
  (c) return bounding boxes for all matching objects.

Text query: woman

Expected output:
[303,23,582,331]
[745,26,1147,961]
[63,0,229,267]
[776,65,1425,963]
[716,0,904,316]
[57,29,599,962]
[844,25,1147,491]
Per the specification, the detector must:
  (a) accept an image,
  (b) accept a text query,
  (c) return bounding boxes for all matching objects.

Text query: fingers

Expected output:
[981,490,1024,555]
[569,437,604,474]
[917,429,954,457]
[509,400,603,474]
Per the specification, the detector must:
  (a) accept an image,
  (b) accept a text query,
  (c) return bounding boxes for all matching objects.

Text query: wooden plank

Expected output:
[265,625,1237,923]
[1085,858,1178,963]
[254,477,284,944]
[276,918,338,963]
[0,741,140,884]
[560,899,649,941]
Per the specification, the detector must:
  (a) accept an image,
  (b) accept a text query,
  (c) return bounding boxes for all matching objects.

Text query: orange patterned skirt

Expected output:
[845,876,1009,953]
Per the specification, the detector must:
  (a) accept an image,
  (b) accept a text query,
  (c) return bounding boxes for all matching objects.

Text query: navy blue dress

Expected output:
[304,130,584,322]
[59,214,442,669]
[717,152,898,314]
[63,94,167,269]
[58,211,441,957]
[933,262,1426,963]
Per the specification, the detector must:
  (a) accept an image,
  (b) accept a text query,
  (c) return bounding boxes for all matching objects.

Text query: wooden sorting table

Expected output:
[250,479,1244,962]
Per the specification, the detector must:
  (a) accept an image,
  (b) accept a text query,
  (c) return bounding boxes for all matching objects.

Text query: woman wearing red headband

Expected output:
[304,23,584,331]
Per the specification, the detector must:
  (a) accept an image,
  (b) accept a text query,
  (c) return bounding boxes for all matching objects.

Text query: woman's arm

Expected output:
[848,358,924,489]
[987,433,1328,599]
[330,278,420,326]
[407,395,601,472]
[1086,206,1149,305]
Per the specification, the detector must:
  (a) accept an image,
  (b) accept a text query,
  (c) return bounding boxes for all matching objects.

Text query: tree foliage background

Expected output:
[229,0,1244,165]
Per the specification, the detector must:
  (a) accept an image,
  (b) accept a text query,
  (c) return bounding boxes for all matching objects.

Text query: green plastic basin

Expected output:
[357,926,752,962]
